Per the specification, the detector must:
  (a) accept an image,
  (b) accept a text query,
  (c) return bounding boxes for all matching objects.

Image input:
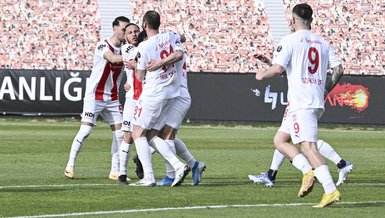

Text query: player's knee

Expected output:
[76,125,93,143]
[114,129,124,141]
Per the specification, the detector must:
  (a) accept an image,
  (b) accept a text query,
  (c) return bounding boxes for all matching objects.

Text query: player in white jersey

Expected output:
[255,4,344,208]
[117,23,142,184]
[130,11,189,187]
[249,57,353,188]
[64,16,130,180]
[145,32,206,186]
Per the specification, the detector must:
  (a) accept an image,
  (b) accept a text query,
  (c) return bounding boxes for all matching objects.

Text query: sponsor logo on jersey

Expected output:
[98,44,107,50]
[276,45,282,52]
[125,45,134,53]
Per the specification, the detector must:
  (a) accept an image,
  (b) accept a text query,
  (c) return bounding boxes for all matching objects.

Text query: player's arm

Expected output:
[147,50,183,71]
[124,59,137,69]
[255,64,285,80]
[103,50,123,63]
[135,69,145,82]
[325,64,344,94]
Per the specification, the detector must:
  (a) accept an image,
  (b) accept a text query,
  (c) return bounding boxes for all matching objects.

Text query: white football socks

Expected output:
[270,149,286,171]
[134,137,155,182]
[292,154,312,175]
[67,125,93,167]
[119,141,131,175]
[149,136,184,170]
[317,140,342,165]
[314,164,337,194]
[111,130,123,173]
[175,137,196,168]
[164,140,176,179]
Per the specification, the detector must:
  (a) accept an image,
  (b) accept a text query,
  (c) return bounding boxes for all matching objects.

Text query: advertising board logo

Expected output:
[325,83,370,112]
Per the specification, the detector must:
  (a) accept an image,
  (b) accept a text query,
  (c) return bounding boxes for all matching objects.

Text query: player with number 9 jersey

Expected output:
[272,30,341,113]
[136,31,183,100]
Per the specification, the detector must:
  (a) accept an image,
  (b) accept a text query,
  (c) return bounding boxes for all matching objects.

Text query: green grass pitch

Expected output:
[0,118,385,217]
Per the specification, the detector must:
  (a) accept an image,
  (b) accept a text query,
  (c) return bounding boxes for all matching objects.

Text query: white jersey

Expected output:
[272,30,341,112]
[176,53,190,98]
[136,31,183,100]
[122,43,142,100]
[84,39,123,101]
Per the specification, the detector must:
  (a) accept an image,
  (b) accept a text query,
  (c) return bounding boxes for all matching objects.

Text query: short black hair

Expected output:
[292,3,313,20]
[143,10,160,30]
[138,30,147,43]
[112,16,130,27]
[125,23,139,31]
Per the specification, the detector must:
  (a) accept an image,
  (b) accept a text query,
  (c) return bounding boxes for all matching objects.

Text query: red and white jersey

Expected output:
[272,29,341,112]
[136,31,183,100]
[122,43,142,100]
[84,39,123,101]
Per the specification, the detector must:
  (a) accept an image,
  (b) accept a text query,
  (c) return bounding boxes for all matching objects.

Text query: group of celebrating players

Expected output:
[63,3,354,208]
[64,11,205,187]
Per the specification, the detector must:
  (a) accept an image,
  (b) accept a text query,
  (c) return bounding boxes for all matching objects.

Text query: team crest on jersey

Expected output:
[276,45,282,52]
[98,44,106,50]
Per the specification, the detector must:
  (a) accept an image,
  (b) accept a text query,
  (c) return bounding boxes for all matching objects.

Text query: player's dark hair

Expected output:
[292,3,313,20]
[143,10,160,30]
[138,30,147,43]
[124,23,139,31]
[112,16,130,27]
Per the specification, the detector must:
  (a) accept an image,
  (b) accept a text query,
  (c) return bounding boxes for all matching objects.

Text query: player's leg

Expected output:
[130,125,155,186]
[103,100,123,181]
[317,140,353,186]
[65,122,93,179]
[174,137,206,186]
[149,98,190,187]
[118,98,136,184]
[291,109,340,207]
[248,149,285,187]
[278,111,314,197]
[65,99,99,179]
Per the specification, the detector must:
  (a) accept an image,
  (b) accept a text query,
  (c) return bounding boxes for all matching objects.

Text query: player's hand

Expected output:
[147,59,163,71]
[254,54,271,65]
[124,82,131,92]
[124,59,136,69]
[255,71,264,80]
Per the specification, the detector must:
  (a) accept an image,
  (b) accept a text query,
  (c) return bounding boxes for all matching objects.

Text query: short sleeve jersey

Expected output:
[136,31,184,100]
[84,39,123,101]
[122,43,142,100]
[272,30,341,112]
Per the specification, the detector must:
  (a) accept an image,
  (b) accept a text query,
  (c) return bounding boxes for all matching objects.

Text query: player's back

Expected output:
[137,31,182,100]
[281,30,333,111]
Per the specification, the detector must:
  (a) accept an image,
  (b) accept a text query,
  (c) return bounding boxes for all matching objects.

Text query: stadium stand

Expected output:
[0,0,100,70]
[283,0,385,75]
[1,0,384,75]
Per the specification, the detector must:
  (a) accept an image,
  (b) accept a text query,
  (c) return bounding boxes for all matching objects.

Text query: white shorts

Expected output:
[133,97,174,131]
[81,99,123,126]
[164,91,191,129]
[121,98,137,132]
[279,107,323,144]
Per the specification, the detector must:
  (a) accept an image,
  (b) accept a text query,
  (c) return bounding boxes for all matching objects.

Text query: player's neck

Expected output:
[146,29,159,38]
[109,36,122,47]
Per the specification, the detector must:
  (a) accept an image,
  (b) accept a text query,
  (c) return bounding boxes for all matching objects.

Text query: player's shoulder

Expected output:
[95,39,109,51]
[122,43,136,53]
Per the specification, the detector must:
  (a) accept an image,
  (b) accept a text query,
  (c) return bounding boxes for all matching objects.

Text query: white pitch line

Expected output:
[2,182,385,190]
[0,183,115,189]
[7,201,385,218]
